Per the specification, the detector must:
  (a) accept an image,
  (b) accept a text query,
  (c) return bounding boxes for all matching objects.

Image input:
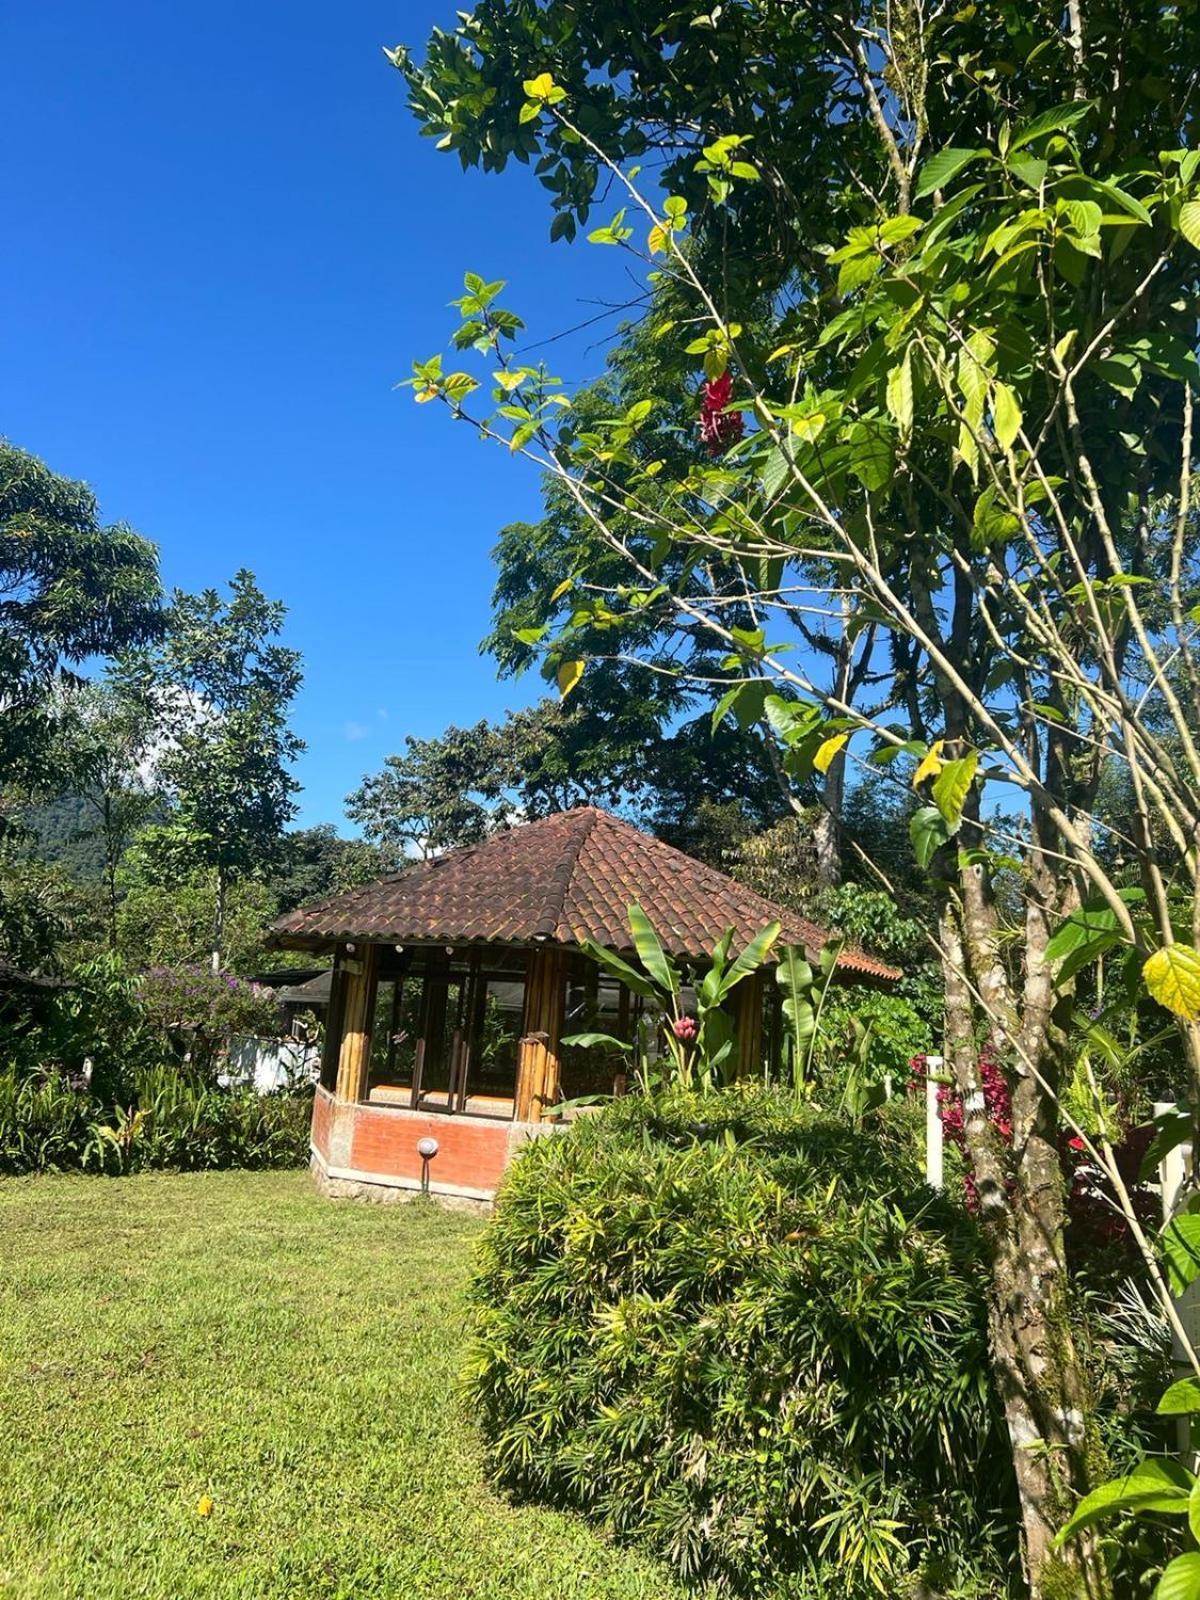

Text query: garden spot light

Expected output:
[416,1135,439,1194]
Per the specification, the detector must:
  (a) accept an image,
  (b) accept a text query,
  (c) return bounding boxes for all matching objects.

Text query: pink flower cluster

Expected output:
[699,372,744,455]
[910,1042,1011,1212]
[671,1015,698,1043]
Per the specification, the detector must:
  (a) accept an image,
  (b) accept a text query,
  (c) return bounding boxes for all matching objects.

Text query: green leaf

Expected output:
[1164,1211,1200,1293]
[1145,943,1200,1020]
[717,921,781,998]
[886,349,914,436]
[915,146,985,200]
[992,383,1023,451]
[560,1031,632,1052]
[576,937,657,1002]
[931,752,978,827]
[627,902,680,996]
[910,805,952,869]
[1010,99,1093,151]
[1180,201,1200,253]
[1159,1378,1200,1416]
[1156,1552,1200,1600]
[1056,1458,1193,1543]
[1141,1104,1193,1181]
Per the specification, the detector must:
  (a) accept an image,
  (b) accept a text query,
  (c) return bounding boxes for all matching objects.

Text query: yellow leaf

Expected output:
[813,733,849,774]
[790,411,826,442]
[647,222,668,255]
[549,576,574,603]
[1144,945,1200,1021]
[912,739,945,789]
[557,659,585,699]
[414,387,439,404]
[522,72,558,100]
[196,1495,214,1518]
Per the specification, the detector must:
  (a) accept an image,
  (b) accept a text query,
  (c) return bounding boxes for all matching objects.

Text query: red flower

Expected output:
[671,1015,698,1043]
[699,372,744,455]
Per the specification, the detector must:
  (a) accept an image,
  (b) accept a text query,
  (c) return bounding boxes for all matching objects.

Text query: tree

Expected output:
[268,825,395,915]
[58,681,162,946]
[0,442,162,804]
[120,571,303,971]
[395,5,1200,1592]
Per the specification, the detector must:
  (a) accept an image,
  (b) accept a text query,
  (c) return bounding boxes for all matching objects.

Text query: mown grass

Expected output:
[0,1171,684,1600]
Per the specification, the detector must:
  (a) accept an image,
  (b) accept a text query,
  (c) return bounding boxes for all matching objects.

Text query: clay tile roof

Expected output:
[272,807,900,981]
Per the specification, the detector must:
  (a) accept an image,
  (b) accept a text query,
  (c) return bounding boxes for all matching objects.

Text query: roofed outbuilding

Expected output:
[279,807,897,1205]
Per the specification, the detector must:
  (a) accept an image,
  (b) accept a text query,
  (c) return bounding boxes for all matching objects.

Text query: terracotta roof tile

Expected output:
[272,807,899,980]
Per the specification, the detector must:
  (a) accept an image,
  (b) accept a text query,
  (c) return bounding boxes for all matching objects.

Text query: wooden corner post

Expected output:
[515,945,565,1122]
[733,972,764,1079]
[334,943,379,1104]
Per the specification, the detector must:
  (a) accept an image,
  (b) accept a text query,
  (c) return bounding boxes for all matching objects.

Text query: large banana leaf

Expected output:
[627,901,680,996]
[717,920,782,999]
[576,935,658,1001]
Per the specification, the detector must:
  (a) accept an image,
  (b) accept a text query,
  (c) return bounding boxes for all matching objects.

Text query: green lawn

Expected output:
[0,1172,684,1600]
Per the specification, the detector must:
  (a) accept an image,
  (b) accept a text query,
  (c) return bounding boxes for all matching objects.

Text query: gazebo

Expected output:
[272,807,899,1203]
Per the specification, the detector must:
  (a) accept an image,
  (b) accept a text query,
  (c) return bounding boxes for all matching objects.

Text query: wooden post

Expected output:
[515,945,565,1121]
[925,1054,944,1190]
[319,955,349,1092]
[733,973,764,1078]
[334,944,379,1103]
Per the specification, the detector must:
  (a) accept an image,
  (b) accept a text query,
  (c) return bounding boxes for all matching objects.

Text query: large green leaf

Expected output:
[1157,1552,1200,1600]
[1159,1378,1200,1416]
[1164,1210,1200,1293]
[627,902,680,997]
[1010,99,1094,151]
[915,146,985,200]
[576,936,657,1002]
[1056,1458,1193,1544]
[716,920,782,999]
[561,1031,633,1052]
[1141,1103,1194,1181]
[910,804,953,868]
[931,753,978,827]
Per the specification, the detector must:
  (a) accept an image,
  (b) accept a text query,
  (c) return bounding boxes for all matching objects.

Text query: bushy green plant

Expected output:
[84,1071,310,1174]
[0,1067,95,1173]
[469,1087,1019,1598]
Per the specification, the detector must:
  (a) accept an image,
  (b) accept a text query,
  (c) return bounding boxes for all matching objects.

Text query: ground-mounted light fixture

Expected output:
[416,1135,439,1195]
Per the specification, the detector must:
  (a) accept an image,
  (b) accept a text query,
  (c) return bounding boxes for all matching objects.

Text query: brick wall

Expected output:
[348,1103,512,1193]
[311,1087,332,1156]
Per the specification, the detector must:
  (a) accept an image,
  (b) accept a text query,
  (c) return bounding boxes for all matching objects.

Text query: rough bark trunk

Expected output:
[211,867,226,975]
[941,882,1110,1600]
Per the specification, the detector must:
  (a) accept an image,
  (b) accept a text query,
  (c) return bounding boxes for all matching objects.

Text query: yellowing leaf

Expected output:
[557,659,585,699]
[549,576,574,603]
[931,751,979,826]
[647,222,669,255]
[522,72,558,100]
[1180,200,1200,253]
[1144,944,1200,1020]
[813,733,849,774]
[196,1495,214,1518]
[790,411,826,442]
[912,739,945,789]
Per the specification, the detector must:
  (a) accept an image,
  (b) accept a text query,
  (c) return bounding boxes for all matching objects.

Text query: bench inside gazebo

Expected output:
[272,806,899,1204]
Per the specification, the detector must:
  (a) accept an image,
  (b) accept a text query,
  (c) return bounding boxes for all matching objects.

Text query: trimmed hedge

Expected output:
[468,1088,1019,1599]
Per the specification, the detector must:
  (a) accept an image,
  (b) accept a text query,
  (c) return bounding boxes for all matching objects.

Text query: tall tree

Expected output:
[120,571,303,971]
[395,3,1200,1593]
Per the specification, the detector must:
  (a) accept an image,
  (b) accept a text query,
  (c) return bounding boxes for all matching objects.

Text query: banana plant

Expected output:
[566,902,780,1091]
[775,938,843,1094]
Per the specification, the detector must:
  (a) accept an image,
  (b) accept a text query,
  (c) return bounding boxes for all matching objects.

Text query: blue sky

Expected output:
[1,3,635,828]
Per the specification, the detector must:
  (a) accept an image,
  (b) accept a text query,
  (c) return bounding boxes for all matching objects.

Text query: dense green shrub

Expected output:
[0,1068,96,1174]
[0,1065,310,1176]
[469,1088,1019,1599]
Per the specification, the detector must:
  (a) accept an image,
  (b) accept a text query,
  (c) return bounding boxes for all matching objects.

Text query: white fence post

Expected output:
[925,1054,944,1190]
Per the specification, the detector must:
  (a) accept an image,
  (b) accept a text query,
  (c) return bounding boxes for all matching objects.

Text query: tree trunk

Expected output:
[940,885,1110,1600]
[211,867,226,975]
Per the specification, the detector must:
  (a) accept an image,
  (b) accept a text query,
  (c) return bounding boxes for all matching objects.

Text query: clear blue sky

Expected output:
[1,2,635,828]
